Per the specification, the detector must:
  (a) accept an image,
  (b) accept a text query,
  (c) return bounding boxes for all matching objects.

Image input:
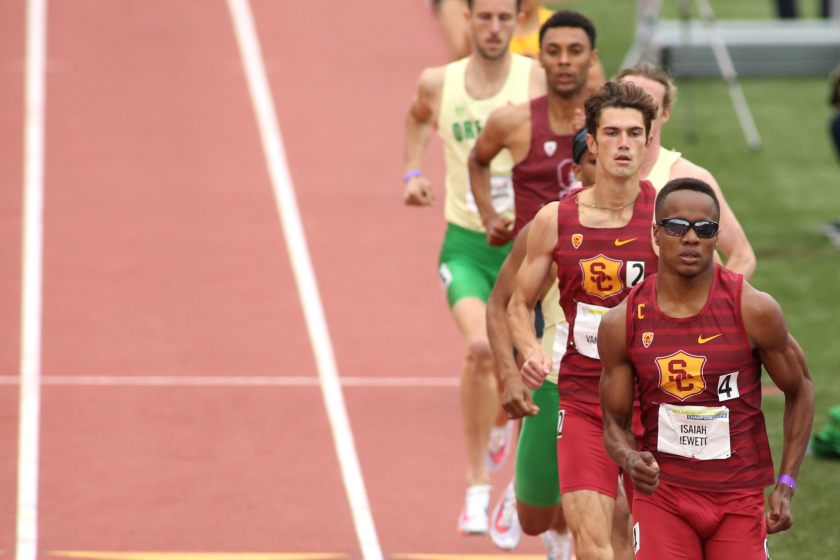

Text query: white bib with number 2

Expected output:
[657,404,731,460]
[573,302,609,360]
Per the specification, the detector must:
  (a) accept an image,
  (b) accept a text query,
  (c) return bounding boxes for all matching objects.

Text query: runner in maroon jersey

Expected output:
[468,10,597,246]
[599,178,815,559]
[508,81,659,560]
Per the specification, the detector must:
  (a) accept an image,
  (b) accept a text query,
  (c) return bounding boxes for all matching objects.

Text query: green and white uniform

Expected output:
[516,281,568,507]
[436,54,532,307]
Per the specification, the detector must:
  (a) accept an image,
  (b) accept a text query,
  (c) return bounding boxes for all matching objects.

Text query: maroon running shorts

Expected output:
[633,481,769,560]
[557,398,642,499]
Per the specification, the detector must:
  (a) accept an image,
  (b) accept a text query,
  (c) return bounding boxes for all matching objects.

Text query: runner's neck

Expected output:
[655,263,715,318]
[640,132,663,180]
[465,51,513,100]
[547,87,585,136]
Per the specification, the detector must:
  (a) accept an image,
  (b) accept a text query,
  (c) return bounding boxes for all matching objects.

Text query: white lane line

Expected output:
[0,376,460,387]
[225,2,382,559]
[17,1,48,559]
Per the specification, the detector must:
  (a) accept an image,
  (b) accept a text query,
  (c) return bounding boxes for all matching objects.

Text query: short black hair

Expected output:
[539,10,597,49]
[467,0,522,11]
[655,178,721,220]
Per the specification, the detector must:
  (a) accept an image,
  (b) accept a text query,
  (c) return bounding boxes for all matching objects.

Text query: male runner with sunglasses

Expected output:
[508,81,659,560]
[598,178,814,559]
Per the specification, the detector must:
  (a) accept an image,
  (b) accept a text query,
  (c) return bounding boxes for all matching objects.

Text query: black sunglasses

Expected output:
[658,218,720,238]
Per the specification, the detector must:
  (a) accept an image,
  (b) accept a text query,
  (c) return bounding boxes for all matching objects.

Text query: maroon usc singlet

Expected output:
[625,265,775,491]
[553,181,659,403]
[511,96,575,236]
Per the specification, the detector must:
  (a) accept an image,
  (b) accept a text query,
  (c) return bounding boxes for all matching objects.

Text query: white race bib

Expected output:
[657,404,731,460]
[552,323,569,372]
[466,172,514,214]
[573,302,609,359]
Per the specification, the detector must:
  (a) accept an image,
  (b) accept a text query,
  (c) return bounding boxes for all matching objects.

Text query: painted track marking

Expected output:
[16,0,48,559]
[225,1,381,559]
[0,376,460,387]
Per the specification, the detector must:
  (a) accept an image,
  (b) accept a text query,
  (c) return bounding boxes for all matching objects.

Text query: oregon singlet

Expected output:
[437,54,532,232]
[646,147,682,191]
[625,266,775,491]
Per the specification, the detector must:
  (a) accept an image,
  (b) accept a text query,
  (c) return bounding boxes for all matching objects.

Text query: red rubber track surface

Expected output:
[0,0,25,552]
[1,0,545,555]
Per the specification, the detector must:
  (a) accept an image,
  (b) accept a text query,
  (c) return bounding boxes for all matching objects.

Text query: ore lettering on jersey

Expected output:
[452,120,483,142]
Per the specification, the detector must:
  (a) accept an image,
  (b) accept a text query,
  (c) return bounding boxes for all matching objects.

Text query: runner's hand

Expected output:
[766,484,794,534]
[501,376,539,419]
[404,176,435,206]
[521,348,551,390]
[625,451,660,495]
[485,215,513,247]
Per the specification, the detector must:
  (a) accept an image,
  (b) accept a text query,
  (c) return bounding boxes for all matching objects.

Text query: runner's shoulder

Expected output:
[487,101,531,132]
[416,65,447,97]
[740,280,786,348]
[671,157,718,187]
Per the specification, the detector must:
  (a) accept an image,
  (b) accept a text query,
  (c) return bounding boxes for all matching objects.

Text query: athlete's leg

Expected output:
[515,379,563,535]
[434,0,472,60]
[611,489,633,560]
[453,296,499,486]
[562,490,615,560]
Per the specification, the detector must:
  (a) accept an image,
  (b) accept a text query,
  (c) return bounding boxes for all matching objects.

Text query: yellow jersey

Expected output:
[437,54,532,232]
[509,7,553,58]
[646,147,682,191]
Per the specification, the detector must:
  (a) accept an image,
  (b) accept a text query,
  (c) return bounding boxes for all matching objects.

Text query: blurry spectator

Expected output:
[824,65,840,246]
[775,0,831,18]
[509,1,607,94]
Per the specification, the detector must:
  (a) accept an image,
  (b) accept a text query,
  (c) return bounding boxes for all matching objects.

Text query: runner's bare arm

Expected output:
[487,223,539,418]
[403,67,445,206]
[741,284,815,534]
[672,159,756,278]
[508,204,557,389]
[599,303,661,496]
[468,104,527,246]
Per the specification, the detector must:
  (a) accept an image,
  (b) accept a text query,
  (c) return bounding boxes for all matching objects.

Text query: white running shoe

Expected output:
[541,529,575,560]
[489,477,521,550]
[487,420,514,472]
[458,485,491,535]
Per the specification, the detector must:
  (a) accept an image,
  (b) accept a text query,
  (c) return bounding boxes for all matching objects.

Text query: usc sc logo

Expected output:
[656,351,707,401]
[579,255,623,299]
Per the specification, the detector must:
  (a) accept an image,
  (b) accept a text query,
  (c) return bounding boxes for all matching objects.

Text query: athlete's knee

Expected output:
[517,503,551,535]
[465,337,494,373]
[572,544,613,560]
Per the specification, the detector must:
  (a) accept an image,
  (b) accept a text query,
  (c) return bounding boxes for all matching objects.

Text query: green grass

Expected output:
[549,1,840,557]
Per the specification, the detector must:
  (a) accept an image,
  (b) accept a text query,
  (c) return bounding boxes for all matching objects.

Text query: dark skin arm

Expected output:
[598,301,661,495]
[487,222,539,419]
[741,284,815,534]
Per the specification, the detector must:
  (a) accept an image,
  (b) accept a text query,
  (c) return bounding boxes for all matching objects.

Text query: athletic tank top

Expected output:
[645,147,682,191]
[553,181,659,402]
[437,54,532,232]
[511,96,576,237]
[625,266,775,491]
[509,7,553,57]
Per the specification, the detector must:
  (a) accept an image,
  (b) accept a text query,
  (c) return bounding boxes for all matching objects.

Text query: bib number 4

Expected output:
[717,372,740,402]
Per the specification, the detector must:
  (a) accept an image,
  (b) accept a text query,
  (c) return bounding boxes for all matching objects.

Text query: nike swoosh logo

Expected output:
[615,238,636,246]
[698,334,723,344]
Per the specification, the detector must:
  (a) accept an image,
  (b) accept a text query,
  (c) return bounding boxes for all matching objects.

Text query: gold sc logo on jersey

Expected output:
[656,351,707,401]
[579,255,623,299]
[572,234,583,249]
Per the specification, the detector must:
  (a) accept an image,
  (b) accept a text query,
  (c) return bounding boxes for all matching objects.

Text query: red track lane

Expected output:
[255,0,544,553]
[35,0,357,554]
[39,386,357,553]
[0,0,25,552]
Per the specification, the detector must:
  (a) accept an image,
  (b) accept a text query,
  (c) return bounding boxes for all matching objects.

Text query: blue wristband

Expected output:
[403,169,422,183]
[778,474,796,489]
